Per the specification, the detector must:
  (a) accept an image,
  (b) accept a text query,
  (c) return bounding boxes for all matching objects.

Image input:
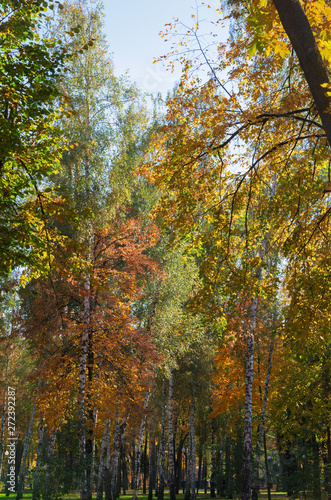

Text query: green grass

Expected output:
[0,491,292,500]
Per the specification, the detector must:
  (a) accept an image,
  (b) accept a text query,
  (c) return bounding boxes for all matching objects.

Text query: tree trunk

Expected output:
[312,434,322,500]
[105,412,129,500]
[79,273,91,500]
[143,431,148,494]
[272,0,331,147]
[132,387,151,500]
[0,395,6,480]
[148,417,155,500]
[189,390,196,500]
[45,428,56,498]
[197,446,202,495]
[263,432,271,500]
[32,420,44,500]
[242,297,256,500]
[251,331,275,500]
[168,369,176,500]
[96,418,110,500]
[210,420,216,498]
[327,426,331,500]
[184,433,191,500]
[158,383,167,500]
[16,397,37,500]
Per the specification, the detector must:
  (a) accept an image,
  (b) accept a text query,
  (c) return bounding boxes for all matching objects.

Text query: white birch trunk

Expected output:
[106,412,129,500]
[97,418,110,500]
[242,296,257,500]
[32,420,44,500]
[16,395,38,500]
[132,387,151,500]
[0,396,6,480]
[79,274,91,500]
[0,356,9,479]
[251,331,275,500]
[148,415,155,500]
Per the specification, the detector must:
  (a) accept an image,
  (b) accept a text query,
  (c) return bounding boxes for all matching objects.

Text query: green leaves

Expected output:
[0,0,67,276]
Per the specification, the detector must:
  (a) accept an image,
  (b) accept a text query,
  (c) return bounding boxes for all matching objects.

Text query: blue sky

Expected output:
[102,0,222,96]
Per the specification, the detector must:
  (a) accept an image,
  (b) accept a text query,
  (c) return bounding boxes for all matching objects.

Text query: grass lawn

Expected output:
[0,490,292,500]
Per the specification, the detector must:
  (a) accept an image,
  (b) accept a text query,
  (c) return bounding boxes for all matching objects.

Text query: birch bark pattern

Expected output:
[242,297,257,500]
[251,331,275,500]
[96,418,110,500]
[157,383,167,500]
[32,420,44,500]
[132,387,151,500]
[105,412,129,500]
[79,274,91,500]
[0,396,6,480]
[148,416,155,500]
[0,356,9,480]
[168,369,176,500]
[16,396,37,500]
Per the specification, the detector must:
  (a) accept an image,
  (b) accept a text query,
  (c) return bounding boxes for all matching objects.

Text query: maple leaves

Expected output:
[16,213,161,428]
[141,0,331,497]
[0,0,69,275]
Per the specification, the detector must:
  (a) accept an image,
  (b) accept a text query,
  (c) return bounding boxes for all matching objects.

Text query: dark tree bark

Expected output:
[168,369,176,500]
[272,0,331,146]
[158,383,167,500]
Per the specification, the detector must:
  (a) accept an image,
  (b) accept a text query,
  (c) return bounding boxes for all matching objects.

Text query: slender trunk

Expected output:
[106,412,129,500]
[45,428,56,497]
[155,440,160,497]
[197,448,202,495]
[0,395,6,480]
[189,390,196,500]
[272,0,331,147]
[312,434,322,500]
[16,397,37,500]
[263,432,271,500]
[0,357,9,480]
[79,273,91,500]
[184,432,191,500]
[168,369,176,500]
[242,301,255,500]
[210,420,216,498]
[203,458,207,495]
[132,387,151,500]
[97,418,110,500]
[32,420,44,500]
[251,331,275,500]
[91,409,98,499]
[148,417,155,500]
[122,444,127,495]
[327,426,331,500]
[175,434,187,494]
[158,383,167,500]
[143,431,148,494]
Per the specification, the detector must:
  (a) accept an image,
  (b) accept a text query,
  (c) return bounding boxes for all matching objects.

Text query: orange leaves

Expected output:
[16,211,162,426]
